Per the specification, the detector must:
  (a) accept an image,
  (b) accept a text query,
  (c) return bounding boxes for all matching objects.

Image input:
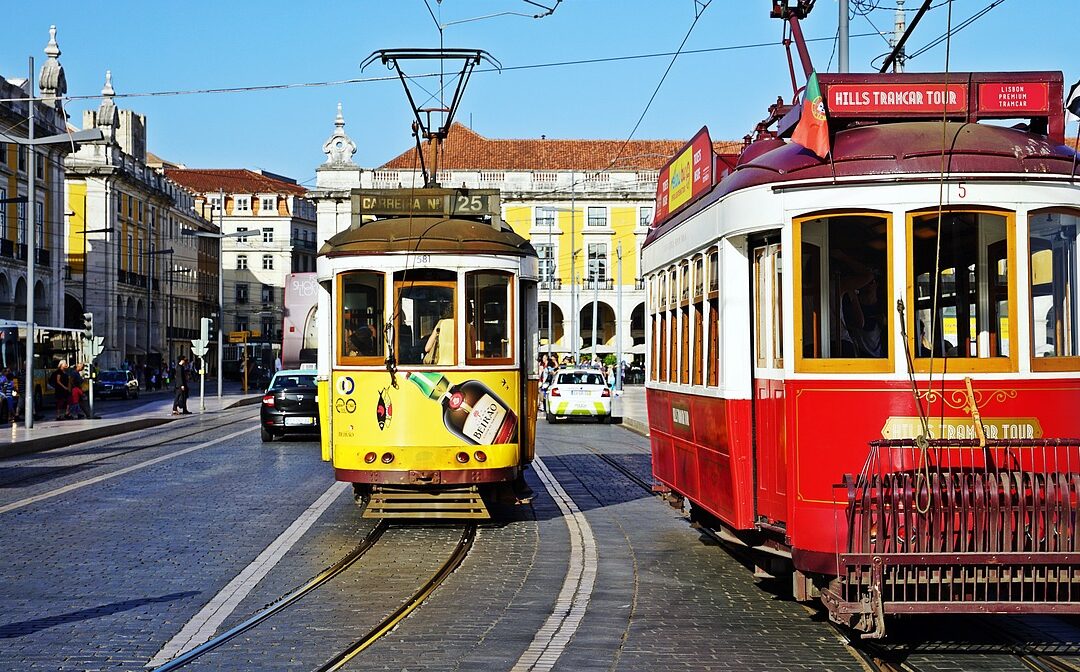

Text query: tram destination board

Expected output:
[351,188,501,219]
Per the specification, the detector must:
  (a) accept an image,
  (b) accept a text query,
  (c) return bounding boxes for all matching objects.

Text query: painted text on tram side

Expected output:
[881,416,1043,441]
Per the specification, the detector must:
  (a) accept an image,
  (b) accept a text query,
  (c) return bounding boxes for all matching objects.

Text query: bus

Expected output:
[0,321,85,413]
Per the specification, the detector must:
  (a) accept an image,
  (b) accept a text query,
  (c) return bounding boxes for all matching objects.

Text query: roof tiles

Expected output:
[164,168,308,196]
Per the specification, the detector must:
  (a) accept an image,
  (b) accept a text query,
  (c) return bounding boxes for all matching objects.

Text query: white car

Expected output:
[545,369,611,423]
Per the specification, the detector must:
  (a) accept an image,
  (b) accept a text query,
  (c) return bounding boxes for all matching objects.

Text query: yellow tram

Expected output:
[315,188,539,519]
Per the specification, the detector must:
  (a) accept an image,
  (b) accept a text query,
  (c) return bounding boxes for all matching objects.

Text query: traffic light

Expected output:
[200,317,212,342]
[82,312,94,339]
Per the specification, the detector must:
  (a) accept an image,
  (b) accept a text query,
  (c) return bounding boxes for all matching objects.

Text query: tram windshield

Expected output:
[395,269,457,366]
[912,211,1010,360]
[339,272,384,364]
[1030,210,1078,361]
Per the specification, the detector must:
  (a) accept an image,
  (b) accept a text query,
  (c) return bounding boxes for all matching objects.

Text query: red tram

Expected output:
[641,6,1080,637]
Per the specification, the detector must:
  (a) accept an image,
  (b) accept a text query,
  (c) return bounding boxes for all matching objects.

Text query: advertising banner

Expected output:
[654,126,715,226]
[332,369,520,449]
[978,82,1050,114]
[281,273,319,369]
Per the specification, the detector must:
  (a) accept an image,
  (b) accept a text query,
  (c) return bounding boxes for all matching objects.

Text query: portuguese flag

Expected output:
[792,71,830,159]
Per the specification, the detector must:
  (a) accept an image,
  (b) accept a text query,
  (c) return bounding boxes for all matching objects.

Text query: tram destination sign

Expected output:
[351,188,500,219]
[827,83,969,115]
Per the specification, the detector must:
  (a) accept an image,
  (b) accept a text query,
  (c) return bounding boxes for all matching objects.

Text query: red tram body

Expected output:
[641,55,1080,634]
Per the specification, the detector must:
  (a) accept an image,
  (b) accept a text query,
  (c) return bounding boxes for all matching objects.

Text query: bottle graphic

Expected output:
[406,372,518,445]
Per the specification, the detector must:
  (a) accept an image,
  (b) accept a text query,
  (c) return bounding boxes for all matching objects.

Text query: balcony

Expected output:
[35,248,49,265]
[539,278,561,290]
[635,278,646,290]
[291,238,316,251]
[582,278,613,290]
[15,243,27,261]
[0,239,12,258]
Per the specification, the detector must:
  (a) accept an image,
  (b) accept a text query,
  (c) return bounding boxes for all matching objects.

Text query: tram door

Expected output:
[750,238,788,525]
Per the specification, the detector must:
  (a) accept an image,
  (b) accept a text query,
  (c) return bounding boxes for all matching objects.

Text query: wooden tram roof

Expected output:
[320,216,536,258]
[646,121,1080,247]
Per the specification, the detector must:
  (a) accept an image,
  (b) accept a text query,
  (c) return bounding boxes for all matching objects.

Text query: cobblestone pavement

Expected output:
[2,409,1077,671]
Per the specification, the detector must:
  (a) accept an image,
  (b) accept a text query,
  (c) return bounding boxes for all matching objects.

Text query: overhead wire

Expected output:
[906,0,1007,60]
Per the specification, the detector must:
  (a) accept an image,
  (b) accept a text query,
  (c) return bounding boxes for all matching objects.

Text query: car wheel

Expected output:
[545,412,557,424]
[261,427,274,442]
[599,414,611,424]
[121,389,129,400]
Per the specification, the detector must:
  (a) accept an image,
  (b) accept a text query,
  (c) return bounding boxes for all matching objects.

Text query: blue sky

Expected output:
[3,1,1076,185]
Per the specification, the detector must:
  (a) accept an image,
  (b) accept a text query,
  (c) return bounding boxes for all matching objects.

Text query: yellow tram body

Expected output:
[315,188,539,518]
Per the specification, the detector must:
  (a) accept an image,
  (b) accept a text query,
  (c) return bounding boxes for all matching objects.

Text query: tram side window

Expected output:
[798,214,889,361]
[708,249,719,387]
[1030,210,1078,363]
[395,269,457,366]
[340,272,384,364]
[912,211,1010,360]
[466,271,512,363]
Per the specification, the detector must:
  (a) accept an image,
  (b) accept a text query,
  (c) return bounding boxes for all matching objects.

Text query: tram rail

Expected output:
[150,521,476,672]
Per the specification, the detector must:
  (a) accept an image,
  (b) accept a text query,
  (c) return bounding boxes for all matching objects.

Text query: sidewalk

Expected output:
[612,384,649,437]
[0,383,261,458]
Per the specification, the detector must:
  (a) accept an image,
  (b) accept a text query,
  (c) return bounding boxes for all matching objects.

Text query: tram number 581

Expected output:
[455,195,487,213]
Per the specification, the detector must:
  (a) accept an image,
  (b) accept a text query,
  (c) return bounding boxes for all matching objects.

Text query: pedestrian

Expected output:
[0,367,13,424]
[50,360,72,420]
[172,356,192,415]
[69,363,93,419]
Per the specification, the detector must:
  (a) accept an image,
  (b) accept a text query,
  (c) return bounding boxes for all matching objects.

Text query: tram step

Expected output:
[363,486,490,520]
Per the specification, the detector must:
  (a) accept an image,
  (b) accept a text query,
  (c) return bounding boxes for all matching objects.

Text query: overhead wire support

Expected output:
[879,0,932,73]
[360,48,501,187]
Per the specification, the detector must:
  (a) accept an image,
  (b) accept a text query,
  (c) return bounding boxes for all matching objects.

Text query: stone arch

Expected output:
[126,297,136,360]
[33,280,47,323]
[630,302,646,346]
[579,300,617,350]
[538,301,564,350]
[116,295,126,362]
[64,294,84,329]
[0,273,10,320]
[14,277,27,317]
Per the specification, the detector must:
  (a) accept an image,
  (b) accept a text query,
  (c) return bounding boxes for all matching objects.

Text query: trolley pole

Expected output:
[217,189,224,399]
[839,0,849,73]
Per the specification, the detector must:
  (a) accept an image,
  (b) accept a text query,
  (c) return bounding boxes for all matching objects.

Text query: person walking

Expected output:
[50,360,72,420]
[172,356,192,415]
[69,363,94,419]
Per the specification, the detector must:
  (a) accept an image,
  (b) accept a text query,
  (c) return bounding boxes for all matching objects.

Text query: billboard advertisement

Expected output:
[654,126,715,227]
[281,272,319,369]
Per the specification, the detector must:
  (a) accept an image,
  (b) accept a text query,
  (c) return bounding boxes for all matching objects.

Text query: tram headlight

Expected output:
[473,451,487,463]
[381,452,394,464]
[364,452,377,464]
[456,451,470,464]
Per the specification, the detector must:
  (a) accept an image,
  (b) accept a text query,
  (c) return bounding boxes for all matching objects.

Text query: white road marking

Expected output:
[146,480,349,667]
[0,426,255,515]
[512,456,598,672]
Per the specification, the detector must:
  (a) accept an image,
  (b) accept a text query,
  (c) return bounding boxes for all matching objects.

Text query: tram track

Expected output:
[151,521,476,672]
[0,406,257,490]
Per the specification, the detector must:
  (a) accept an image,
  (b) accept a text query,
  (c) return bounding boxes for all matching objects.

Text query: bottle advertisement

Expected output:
[331,369,520,451]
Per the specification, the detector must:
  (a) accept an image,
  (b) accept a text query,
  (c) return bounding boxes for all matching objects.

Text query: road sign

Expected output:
[191,338,209,358]
[228,330,249,343]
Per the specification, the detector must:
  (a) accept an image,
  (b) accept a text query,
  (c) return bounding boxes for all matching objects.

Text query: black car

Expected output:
[260,370,319,442]
[95,370,140,399]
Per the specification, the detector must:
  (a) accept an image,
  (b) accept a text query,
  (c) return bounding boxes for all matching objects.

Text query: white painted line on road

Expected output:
[146,480,349,667]
[0,426,255,515]
[512,456,598,672]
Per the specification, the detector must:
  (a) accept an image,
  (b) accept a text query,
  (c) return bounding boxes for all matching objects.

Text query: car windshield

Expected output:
[557,372,605,386]
[100,372,127,383]
[270,375,316,390]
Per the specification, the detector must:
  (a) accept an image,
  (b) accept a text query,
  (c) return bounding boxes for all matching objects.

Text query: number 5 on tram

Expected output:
[314,189,540,519]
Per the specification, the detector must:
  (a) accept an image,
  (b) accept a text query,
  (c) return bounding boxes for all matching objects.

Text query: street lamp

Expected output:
[4,55,103,430]
[182,225,248,398]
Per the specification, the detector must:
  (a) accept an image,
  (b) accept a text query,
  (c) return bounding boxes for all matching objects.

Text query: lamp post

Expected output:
[2,56,103,429]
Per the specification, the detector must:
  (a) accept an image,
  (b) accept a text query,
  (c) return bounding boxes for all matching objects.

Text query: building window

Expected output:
[127,234,133,271]
[639,206,654,228]
[35,203,43,246]
[588,243,608,282]
[0,188,6,231]
[237,254,248,270]
[261,196,275,213]
[17,145,26,172]
[261,284,273,303]
[138,240,143,273]
[587,206,607,227]
[236,226,249,241]
[138,201,144,222]
[35,151,44,180]
[127,195,133,218]
[236,283,248,304]
[209,196,222,211]
[16,202,26,244]
[236,318,248,332]
[262,227,273,243]
[537,244,556,282]
[535,206,555,228]
[262,254,274,270]
[235,196,251,212]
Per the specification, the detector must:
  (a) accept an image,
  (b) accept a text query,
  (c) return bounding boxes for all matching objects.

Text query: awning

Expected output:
[626,343,647,354]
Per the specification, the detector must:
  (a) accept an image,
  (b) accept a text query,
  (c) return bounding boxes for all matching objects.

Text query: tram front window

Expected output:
[911,211,1011,361]
[797,213,889,362]
[466,271,512,363]
[339,271,384,364]
[1030,210,1078,363]
[395,270,457,366]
